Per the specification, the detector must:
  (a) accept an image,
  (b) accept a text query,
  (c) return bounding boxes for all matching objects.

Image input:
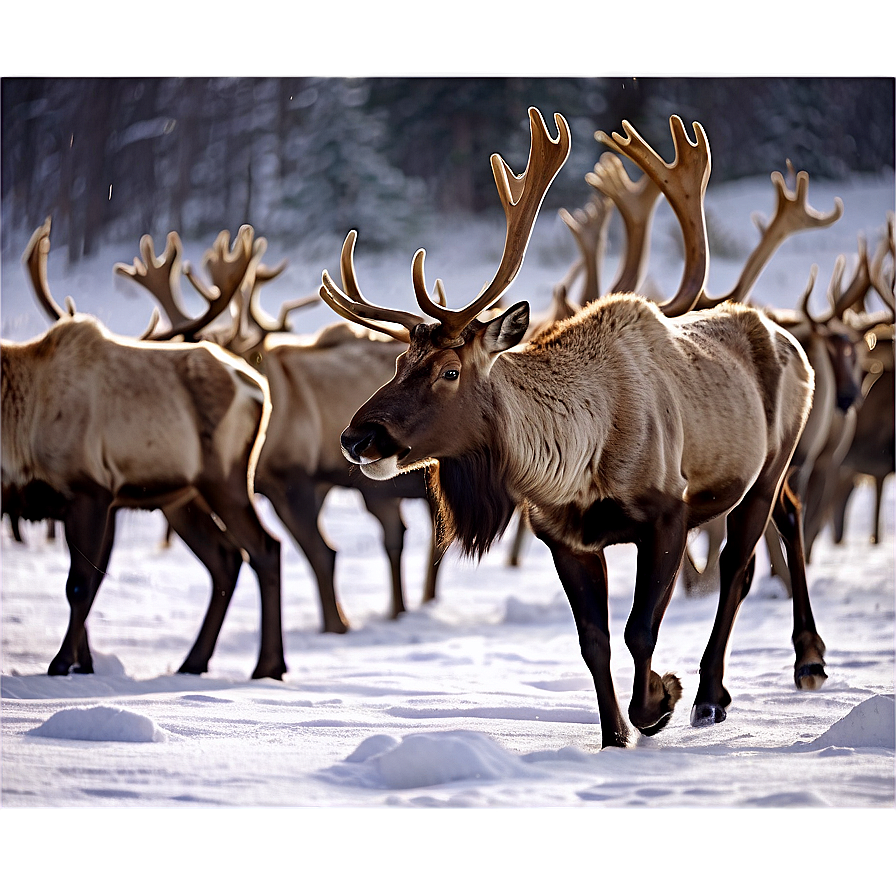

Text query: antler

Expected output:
[412,107,571,344]
[585,151,662,295]
[149,224,258,342]
[701,162,843,310]
[557,195,613,305]
[322,107,571,346]
[320,230,426,343]
[113,231,193,328]
[827,236,872,317]
[596,115,710,316]
[869,212,895,314]
[22,217,77,320]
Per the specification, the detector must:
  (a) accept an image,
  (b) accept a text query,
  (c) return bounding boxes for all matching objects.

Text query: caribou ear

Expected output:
[482,301,529,355]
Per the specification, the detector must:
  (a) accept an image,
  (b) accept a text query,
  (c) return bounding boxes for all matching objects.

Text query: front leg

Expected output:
[538,534,630,749]
[624,514,686,735]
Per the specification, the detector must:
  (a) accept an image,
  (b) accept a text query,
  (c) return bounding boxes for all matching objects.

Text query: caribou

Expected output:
[317,107,825,749]
[3,220,286,679]
[114,227,444,632]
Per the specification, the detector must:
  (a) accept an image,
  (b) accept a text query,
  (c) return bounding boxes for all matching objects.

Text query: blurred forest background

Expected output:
[2,76,894,261]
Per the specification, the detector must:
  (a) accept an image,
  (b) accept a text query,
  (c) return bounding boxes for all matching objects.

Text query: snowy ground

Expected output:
[2,170,895,877]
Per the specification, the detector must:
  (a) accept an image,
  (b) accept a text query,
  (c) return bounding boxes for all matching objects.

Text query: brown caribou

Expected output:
[115,227,444,632]
[318,108,824,749]
[4,220,286,679]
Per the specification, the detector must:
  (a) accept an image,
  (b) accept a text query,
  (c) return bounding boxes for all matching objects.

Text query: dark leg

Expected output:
[692,478,780,726]
[261,474,349,634]
[539,535,630,749]
[624,516,686,736]
[163,500,244,675]
[771,478,827,691]
[830,473,855,545]
[505,510,531,568]
[49,491,116,675]
[872,475,885,545]
[360,491,408,618]
[199,474,285,681]
[421,498,446,604]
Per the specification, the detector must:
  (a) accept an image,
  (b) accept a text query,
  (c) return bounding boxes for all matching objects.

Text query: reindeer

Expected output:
[4,220,286,679]
[829,217,895,546]
[317,108,824,749]
[114,228,445,633]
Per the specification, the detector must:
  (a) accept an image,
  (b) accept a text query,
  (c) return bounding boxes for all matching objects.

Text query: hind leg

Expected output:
[771,477,826,691]
[692,478,781,726]
[199,473,285,680]
[163,499,245,675]
[262,473,349,634]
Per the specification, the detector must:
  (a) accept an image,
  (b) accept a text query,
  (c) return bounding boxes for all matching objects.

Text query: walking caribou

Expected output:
[318,107,825,749]
[3,222,286,679]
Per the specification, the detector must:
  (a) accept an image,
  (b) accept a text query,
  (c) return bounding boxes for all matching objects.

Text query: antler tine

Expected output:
[586,150,662,295]
[869,214,895,314]
[319,230,424,343]
[558,197,612,304]
[598,115,711,316]
[829,236,872,317]
[798,264,824,324]
[733,169,843,305]
[113,231,193,327]
[412,108,571,342]
[22,217,77,321]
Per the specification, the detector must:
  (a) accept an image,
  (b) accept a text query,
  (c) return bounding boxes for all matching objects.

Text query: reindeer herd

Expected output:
[2,107,893,749]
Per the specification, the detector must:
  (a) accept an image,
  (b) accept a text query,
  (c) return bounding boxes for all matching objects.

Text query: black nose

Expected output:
[341,426,378,464]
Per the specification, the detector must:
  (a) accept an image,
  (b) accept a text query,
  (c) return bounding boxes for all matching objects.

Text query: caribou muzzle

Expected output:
[341,422,409,471]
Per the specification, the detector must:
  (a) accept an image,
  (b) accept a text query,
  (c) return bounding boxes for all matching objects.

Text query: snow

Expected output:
[2,171,895,883]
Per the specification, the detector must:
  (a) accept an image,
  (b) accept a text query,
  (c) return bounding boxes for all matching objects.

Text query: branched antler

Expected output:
[586,151,662,295]
[596,116,711,316]
[322,108,571,345]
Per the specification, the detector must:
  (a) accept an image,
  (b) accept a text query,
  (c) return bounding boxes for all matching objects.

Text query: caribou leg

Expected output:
[771,478,827,690]
[359,491,408,618]
[197,471,285,681]
[541,537,631,749]
[162,499,245,675]
[624,515,686,736]
[49,491,116,675]
[260,473,349,634]
[691,467,791,725]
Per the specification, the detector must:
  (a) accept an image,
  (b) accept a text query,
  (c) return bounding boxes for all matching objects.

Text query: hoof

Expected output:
[322,620,349,635]
[251,661,287,681]
[690,703,727,727]
[47,654,74,676]
[632,672,683,737]
[177,662,207,676]
[795,663,827,691]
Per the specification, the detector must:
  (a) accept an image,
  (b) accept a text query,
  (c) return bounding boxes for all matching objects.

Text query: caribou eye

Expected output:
[442,368,459,381]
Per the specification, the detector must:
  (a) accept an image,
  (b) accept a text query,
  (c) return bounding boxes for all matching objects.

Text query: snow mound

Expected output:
[28,705,169,743]
[328,730,543,790]
[808,695,895,750]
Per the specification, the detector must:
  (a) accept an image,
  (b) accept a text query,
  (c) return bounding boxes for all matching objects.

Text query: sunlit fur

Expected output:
[1,314,270,508]
[423,294,813,557]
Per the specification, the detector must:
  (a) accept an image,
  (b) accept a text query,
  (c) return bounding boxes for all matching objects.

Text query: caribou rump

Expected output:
[319,108,825,749]
[3,223,286,679]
